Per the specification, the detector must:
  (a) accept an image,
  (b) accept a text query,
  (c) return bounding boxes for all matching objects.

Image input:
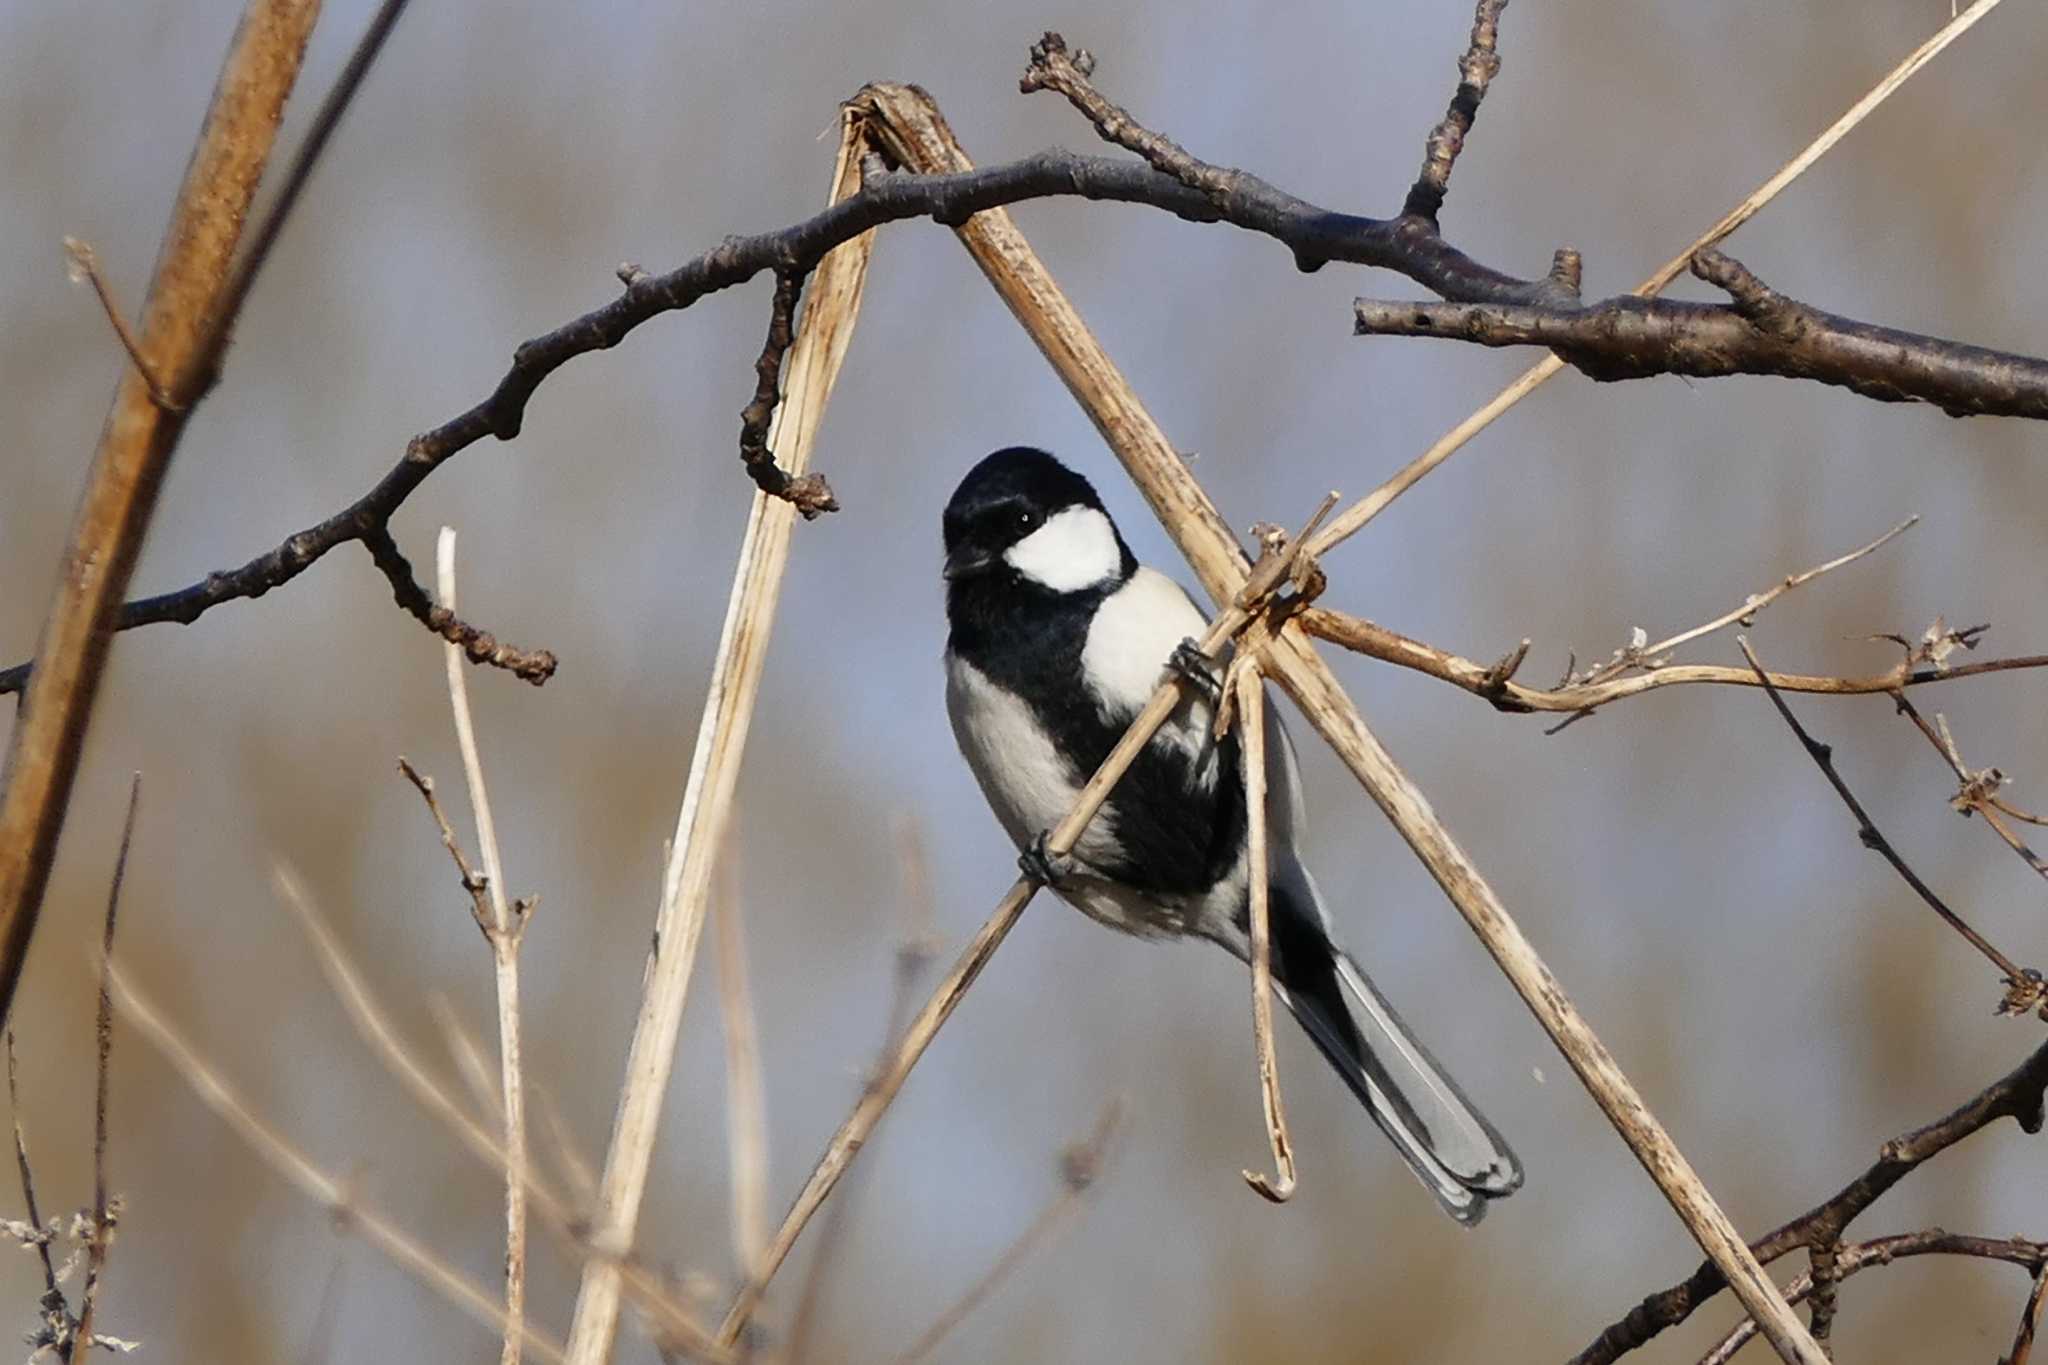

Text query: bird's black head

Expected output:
[941,447,1135,596]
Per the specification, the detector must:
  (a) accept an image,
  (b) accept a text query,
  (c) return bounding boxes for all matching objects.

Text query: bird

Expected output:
[941,446,1522,1224]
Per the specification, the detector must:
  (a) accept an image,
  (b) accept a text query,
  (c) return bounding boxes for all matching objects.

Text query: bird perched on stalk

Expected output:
[941,446,1521,1223]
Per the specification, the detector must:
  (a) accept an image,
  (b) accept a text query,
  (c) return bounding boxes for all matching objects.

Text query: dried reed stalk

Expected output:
[0,0,322,1027]
[1232,662,1295,1202]
[858,84,1827,1365]
[560,107,877,1365]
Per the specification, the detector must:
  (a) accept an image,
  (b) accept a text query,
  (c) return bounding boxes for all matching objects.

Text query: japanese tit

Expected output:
[941,446,1522,1224]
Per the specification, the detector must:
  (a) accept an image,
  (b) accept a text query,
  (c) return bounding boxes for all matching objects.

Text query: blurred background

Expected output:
[4,2,2047,1360]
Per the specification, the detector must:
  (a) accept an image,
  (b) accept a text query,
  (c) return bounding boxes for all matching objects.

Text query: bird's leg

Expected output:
[1019,830,1074,887]
[1167,637,1223,703]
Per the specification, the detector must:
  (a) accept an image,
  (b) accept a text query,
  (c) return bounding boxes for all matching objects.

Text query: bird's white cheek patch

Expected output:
[1004,506,1121,592]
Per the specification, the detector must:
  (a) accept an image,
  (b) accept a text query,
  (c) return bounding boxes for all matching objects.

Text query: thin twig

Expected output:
[1736,636,2040,1008]
[561,110,877,1365]
[1695,1231,2048,1365]
[277,870,727,1361]
[738,268,836,517]
[1232,660,1295,1203]
[1574,517,1917,689]
[108,965,571,1364]
[1574,1036,2048,1364]
[892,1099,1125,1365]
[61,239,173,406]
[0,0,321,1032]
[785,823,939,1363]
[6,1032,60,1301]
[1402,0,1512,224]
[435,528,531,1365]
[1890,694,2048,884]
[712,850,770,1276]
[1306,0,2009,561]
[364,527,557,684]
[1300,605,2048,717]
[864,81,1826,1365]
[74,772,141,1358]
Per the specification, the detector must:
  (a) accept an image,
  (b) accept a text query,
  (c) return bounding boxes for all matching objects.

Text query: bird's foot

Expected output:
[1019,830,1074,888]
[1168,637,1222,702]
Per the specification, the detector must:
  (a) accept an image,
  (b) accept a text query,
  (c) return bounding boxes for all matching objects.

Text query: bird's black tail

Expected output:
[1268,889,1523,1224]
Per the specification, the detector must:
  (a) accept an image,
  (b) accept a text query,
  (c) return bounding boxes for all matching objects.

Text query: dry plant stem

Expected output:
[560,115,876,1365]
[5,1032,60,1300]
[892,1099,1125,1365]
[1300,607,2048,715]
[1233,663,1296,1203]
[1575,1035,2048,1364]
[859,82,1825,1365]
[1578,517,1916,687]
[277,870,727,1362]
[716,601,1255,1348]
[1307,0,2008,561]
[1694,1232,2048,1365]
[1735,637,2032,991]
[712,857,770,1275]
[435,529,530,1365]
[108,967,570,1364]
[785,836,940,1364]
[74,772,140,1358]
[0,0,321,1029]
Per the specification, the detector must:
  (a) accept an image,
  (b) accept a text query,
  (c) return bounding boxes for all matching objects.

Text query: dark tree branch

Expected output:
[1737,636,2043,1008]
[1697,1232,2048,1365]
[10,30,2048,700]
[360,530,557,685]
[1356,247,2048,418]
[1403,0,1510,224]
[1572,1036,2048,1364]
[737,267,837,517]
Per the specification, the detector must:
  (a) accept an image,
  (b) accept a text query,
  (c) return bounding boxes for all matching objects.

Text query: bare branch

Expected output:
[1891,694,2048,884]
[364,529,557,684]
[1402,0,1512,225]
[1355,248,2048,418]
[738,268,837,517]
[61,239,175,408]
[1736,636,2042,1009]
[1574,1036,2048,1364]
[1696,1232,2048,1365]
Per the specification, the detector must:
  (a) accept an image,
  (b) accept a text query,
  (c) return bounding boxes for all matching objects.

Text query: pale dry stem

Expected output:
[561,108,877,1365]
[436,528,530,1365]
[109,965,571,1364]
[713,850,770,1276]
[1234,662,1295,1203]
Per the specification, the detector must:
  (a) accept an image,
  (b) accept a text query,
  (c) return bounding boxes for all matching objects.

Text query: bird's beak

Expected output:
[943,547,996,581]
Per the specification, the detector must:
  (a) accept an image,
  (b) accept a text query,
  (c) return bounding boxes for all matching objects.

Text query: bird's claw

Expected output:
[1168,638,1222,702]
[1019,830,1074,887]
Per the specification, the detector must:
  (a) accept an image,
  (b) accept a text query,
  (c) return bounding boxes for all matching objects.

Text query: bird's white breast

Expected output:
[1082,566,1216,765]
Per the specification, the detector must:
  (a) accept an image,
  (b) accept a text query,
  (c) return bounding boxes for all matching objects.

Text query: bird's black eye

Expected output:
[1017,508,1040,530]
